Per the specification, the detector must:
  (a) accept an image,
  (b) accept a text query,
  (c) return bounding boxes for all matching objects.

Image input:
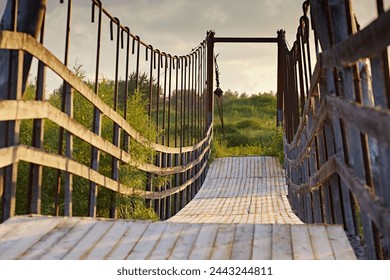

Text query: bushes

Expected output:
[212,92,284,164]
[15,70,159,220]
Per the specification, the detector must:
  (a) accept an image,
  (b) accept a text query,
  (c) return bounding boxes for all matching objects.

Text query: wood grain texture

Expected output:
[0,157,356,260]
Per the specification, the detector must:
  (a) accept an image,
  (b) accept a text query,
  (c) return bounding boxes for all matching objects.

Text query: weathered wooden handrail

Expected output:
[0,100,212,175]
[0,1,215,222]
[0,31,212,155]
[280,0,390,259]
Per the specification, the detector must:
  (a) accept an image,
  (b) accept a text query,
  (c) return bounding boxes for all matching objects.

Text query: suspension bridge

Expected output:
[0,0,389,260]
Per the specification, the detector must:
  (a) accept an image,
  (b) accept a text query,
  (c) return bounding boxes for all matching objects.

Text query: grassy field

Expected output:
[212,91,283,164]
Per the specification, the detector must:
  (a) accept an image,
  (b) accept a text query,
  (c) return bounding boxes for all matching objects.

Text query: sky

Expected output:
[0,0,389,94]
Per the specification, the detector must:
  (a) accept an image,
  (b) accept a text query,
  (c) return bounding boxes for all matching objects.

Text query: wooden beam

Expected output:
[0,30,212,155]
[213,37,278,44]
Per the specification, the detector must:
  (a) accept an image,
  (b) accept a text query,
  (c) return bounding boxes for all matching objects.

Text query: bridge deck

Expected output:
[0,157,356,260]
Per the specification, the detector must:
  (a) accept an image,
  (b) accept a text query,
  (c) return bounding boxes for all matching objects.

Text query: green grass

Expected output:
[212,92,284,164]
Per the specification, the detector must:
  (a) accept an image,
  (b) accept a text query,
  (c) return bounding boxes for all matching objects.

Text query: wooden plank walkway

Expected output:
[168,157,302,224]
[0,156,356,260]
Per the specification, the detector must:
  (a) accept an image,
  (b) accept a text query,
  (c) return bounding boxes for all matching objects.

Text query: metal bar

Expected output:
[2,49,24,221]
[148,46,154,118]
[167,55,172,148]
[187,55,191,146]
[191,54,195,145]
[155,49,162,219]
[88,0,102,218]
[206,31,214,128]
[173,57,180,214]
[180,56,186,209]
[156,50,161,142]
[110,16,121,219]
[64,83,73,217]
[297,29,306,115]
[135,36,140,89]
[276,30,285,126]
[59,0,73,217]
[213,37,278,43]
[28,12,46,215]
[122,26,131,152]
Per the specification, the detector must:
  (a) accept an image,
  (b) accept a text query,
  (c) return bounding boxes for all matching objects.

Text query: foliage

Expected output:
[212,92,284,164]
[15,65,162,220]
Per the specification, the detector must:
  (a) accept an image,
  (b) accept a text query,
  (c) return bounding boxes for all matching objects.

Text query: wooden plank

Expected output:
[271,224,293,260]
[169,223,201,259]
[321,10,390,69]
[40,218,97,260]
[105,221,150,260]
[126,222,167,260]
[231,224,254,259]
[209,224,236,259]
[84,220,131,260]
[0,100,212,172]
[308,225,334,260]
[291,225,314,260]
[188,223,218,259]
[334,157,390,242]
[19,217,81,260]
[0,216,27,239]
[326,225,357,260]
[0,32,212,155]
[326,95,390,143]
[147,223,185,260]
[0,216,63,260]
[252,224,272,259]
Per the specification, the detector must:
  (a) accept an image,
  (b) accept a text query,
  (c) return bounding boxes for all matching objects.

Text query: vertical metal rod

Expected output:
[297,29,306,114]
[167,55,172,148]
[191,54,195,145]
[28,11,46,215]
[155,50,162,218]
[148,46,154,118]
[89,0,102,218]
[166,54,173,218]
[55,0,73,217]
[160,53,168,218]
[135,36,140,90]
[198,47,202,139]
[174,57,179,149]
[123,27,131,152]
[173,56,179,214]
[145,46,154,209]
[2,50,24,221]
[187,55,191,146]
[156,50,161,142]
[162,54,168,146]
[300,17,310,98]
[195,52,198,142]
[183,56,187,147]
[276,30,285,127]
[206,31,214,129]
[64,85,73,217]
[110,17,121,219]
[180,56,186,208]
[185,55,191,202]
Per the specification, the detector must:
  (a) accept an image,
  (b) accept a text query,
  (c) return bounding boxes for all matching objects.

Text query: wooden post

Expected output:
[311,0,378,258]
[276,30,285,127]
[206,31,214,128]
[0,0,47,221]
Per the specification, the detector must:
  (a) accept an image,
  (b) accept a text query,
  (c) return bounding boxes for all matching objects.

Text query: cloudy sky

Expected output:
[1,0,388,94]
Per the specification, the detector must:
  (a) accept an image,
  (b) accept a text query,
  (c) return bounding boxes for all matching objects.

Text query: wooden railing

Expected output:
[0,0,214,222]
[279,0,390,259]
